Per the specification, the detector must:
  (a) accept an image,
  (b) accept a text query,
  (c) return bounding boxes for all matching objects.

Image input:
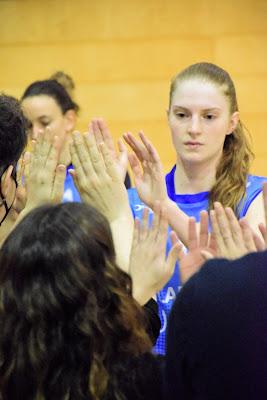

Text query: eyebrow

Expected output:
[172,106,221,112]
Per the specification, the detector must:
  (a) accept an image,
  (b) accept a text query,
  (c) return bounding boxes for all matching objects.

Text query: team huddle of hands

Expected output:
[6,118,267,305]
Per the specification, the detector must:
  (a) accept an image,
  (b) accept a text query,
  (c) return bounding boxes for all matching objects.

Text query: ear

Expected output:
[227,111,239,135]
[63,109,76,132]
[1,165,14,198]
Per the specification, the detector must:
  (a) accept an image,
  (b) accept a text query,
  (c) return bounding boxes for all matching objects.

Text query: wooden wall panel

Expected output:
[215,36,267,75]
[0,38,213,86]
[1,0,267,43]
[0,0,267,175]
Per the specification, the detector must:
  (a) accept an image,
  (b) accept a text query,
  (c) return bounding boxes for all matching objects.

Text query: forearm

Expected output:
[163,198,190,246]
[132,284,156,306]
[110,211,134,273]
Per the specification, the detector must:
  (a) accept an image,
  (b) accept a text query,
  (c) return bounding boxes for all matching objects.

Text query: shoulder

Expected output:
[238,174,267,217]
[172,251,267,319]
[166,253,267,398]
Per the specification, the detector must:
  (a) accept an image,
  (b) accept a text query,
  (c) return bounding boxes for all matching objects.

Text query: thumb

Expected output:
[200,250,214,260]
[165,232,184,282]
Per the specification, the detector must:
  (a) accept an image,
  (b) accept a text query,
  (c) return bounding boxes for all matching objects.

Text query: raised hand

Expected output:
[129,203,182,305]
[70,130,134,273]
[90,118,128,182]
[210,202,257,259]
[124,131,168,209]
[70,130,130,223]
[11,151,31,219]
[178,211,216,285]
[6,127,65,235]
[24,128,66,210]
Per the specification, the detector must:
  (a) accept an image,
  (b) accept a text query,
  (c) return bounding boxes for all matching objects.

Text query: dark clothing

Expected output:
[103,300,162,399]
[165,251,267,400]
[106,353,163,400]
[144,298,161,345]
[124,171,132,189]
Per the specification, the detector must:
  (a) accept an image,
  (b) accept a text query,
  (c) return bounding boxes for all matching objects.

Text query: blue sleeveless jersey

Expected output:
[128,165,267,354]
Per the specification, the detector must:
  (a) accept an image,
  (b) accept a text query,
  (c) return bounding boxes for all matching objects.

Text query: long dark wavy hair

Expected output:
[0,203,151,400]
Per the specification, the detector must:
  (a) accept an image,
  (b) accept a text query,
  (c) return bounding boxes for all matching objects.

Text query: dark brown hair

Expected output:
[0,203,151,400]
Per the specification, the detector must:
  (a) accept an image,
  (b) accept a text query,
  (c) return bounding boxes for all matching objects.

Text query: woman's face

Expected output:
[168,79,239,166]
[21,95,74,150]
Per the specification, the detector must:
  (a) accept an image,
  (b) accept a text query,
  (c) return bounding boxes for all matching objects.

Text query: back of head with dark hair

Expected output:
[0,94,27,174]
[0,202,150,400]
[21,79,79,114]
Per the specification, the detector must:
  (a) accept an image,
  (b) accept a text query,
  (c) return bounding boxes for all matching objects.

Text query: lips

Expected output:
[184,141,203,146]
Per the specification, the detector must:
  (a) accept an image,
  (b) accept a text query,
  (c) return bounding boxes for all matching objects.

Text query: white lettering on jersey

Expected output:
[160,310,167,333]
[63,189,74,202]
[134,204,153,213]
[161,287,176,304]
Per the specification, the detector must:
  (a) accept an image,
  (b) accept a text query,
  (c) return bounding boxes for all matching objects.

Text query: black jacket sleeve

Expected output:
[143,298,161,345]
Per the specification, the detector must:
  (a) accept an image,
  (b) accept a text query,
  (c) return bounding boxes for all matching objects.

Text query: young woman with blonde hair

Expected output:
[125,62,267,353]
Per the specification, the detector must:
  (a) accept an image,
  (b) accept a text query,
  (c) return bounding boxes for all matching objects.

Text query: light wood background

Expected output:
[1,0,267,175]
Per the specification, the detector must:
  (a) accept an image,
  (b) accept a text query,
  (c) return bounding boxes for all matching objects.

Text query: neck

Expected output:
[174,157,220,194]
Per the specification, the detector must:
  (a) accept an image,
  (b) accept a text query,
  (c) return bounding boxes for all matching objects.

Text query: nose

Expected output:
[188,115,201,136]
[32,125,44,140]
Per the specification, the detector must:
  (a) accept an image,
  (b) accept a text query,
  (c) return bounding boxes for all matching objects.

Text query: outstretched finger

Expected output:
[225,206,243,245]
[39,127,54,167]
[153,202,168,247]
[214,202,232,247]
[16,155,25,187]
[99,141,120,181]
[165,231,183,282]
[45,135,61,182]
[71,131,94,178]
[199,210,209,247]
[84,132,106,176]
[91,119,103,147]
[239,218,257,253]
[96,118,117,158]
[123,132,148,162]
[128,153,143,183]
[51,164,66,203]
[210,209,224,254]
[139,131,163,174]
[187,217,198,251]
[117,138,128,179]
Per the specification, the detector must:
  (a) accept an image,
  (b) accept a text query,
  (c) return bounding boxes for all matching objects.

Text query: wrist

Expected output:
[132,285,155,306]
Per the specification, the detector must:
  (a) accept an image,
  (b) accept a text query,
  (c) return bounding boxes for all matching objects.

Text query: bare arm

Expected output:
[70,130,134,273]
[244,191,265,234]
[124,131,191,246]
